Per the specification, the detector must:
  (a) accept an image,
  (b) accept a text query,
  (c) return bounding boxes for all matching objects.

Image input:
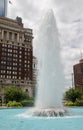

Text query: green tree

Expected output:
[4,86,29,103]
[64,88,82,103]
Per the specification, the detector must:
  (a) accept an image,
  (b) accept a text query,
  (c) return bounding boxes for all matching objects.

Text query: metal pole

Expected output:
[72,73,74,88]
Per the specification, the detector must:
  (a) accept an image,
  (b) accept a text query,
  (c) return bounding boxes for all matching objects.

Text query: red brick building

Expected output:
[73,59,83,91]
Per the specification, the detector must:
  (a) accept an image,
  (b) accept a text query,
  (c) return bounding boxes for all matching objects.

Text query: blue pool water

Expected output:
[0,108,83,130]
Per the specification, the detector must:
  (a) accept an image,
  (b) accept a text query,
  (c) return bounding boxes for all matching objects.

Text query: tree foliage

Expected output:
[64,88,82,103]
[4,86,29,103]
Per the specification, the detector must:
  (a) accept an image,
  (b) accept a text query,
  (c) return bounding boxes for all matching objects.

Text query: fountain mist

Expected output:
[32,10,66,116]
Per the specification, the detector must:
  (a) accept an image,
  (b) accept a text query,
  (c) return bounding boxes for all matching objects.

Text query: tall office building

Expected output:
[0,16,34,100]
[0,0,7,17]
[73,59,83,91]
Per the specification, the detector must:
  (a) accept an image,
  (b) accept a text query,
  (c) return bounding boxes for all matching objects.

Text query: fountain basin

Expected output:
[28,108,66,117]
[0,108,83,130]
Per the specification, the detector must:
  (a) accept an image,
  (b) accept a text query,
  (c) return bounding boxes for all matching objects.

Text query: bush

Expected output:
[7,101,22,107]
[65,100,83,106]
[64,88,82,103]
[21,99,34,107]
[74,100,83,106]
[65,101,74,106]
[4,86,29,103]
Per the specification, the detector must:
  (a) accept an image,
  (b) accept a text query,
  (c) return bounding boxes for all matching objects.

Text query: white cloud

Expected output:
[52,0,83,22]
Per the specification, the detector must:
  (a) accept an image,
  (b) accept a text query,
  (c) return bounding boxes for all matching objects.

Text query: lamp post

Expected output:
[71,73,74,88]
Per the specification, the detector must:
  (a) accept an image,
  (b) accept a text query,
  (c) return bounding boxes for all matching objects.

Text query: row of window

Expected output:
[0,63,30,67]
[4,31,18,41]
[1,52,31,57]
[2,48,22,53]
[0,75,31,80]
[2,44,31,50]
[3,31,32,43]
[1,58,31,64]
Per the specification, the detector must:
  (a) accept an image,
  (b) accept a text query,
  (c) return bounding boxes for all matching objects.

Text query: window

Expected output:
[14,76,17,79]
[3,75,5,78]
[25,52,27,55]
[19,59,21,62]
[19,72,21,75]
[8,44,12,48]
[25,60,27,63]
[2,52,6,56]
[13,54,17,57]
[19,47,22,50]
[13,46,17,49]
[28,61,30,63]
[25,64,27,67]
[19,51,22,54]
[8,53,12,56]
[28,65,30,68]
[12,76,15,79]
[13,50,17,53]
[13,67,17,70]
[4,31,7,40]
[13,63,17,66]
[2,70,5,73]
[9,32,12,40]
[19,55,21,58]
[25,56,27,59]
[3,61,6,64]
[19,68,21,71]
[2,44,6,47]
[8,49,12,52]
[24,77,27,80]
[25,89,28,92]
[14,33,17,41]
[7,76,9,79]
[2,48,6,51]
[28,53,30,55]
[19,77,21,79]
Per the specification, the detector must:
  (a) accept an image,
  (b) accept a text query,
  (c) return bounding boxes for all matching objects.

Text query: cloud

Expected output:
[52,0,83,22]
[8,0,49,28]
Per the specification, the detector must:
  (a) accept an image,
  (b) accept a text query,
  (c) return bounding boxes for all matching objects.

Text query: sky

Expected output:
[7,0,83,88]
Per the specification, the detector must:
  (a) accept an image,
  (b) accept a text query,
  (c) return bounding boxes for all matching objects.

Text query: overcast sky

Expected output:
[7,0,83,88]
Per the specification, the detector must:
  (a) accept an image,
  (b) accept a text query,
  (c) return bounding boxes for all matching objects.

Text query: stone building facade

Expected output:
[0,16,34,100]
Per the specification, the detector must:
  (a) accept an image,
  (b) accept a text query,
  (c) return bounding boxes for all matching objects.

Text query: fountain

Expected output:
[31,9,66,117]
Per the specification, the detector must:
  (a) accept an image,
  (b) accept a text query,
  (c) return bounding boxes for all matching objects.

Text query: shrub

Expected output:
[74,100,83,106]
[21,99,34,107]
[65,100,83,106]
[7,101,22,107]
[65,101,74,106]
[4,86,29,103]
[64,88,82,103]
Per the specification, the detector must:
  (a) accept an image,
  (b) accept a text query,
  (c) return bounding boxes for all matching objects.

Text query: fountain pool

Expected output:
[0,108,83,130]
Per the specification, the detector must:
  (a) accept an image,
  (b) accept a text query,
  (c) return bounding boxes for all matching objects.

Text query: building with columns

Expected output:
[0,16,34,100]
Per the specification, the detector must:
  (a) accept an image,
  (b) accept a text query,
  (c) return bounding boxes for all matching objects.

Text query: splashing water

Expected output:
[24,9,66,117]
[35,9,65,109]
[31,9,66,116]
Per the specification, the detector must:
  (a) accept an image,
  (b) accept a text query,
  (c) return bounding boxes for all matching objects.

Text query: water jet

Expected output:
[32,9,66,117]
